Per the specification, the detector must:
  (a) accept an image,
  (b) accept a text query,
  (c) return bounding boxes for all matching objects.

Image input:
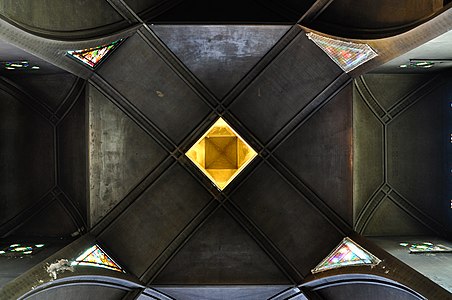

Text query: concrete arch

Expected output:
[19,275,144,300]
[301,273,425,300]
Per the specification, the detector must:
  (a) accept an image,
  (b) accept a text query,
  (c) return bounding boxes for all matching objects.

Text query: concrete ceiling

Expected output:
[372,29,452,73]
[310,0,445,38]
[0,1,451,299]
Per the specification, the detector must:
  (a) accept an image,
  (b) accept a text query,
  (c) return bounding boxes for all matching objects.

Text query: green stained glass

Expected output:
[312,237,381,274]
[0,243,45,256]
[11,246,33,252]
[1,61,40,70]
[399,242,452,253]
[307,32,378,72]
[72,244,123,272]
[66,40,122,68]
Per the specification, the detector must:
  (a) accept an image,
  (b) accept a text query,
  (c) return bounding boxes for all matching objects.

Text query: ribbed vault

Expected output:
[0,1,451,300]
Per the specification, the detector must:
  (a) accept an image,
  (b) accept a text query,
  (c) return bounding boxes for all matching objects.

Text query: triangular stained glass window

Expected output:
[71,244,123,272]
[66,39,122,68]
[306,32,378,72]
[312,237,381,274]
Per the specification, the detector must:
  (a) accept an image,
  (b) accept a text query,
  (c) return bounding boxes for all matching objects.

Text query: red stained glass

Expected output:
[72,244,123,272]
[66,40,122,68]
[307,33,377,72]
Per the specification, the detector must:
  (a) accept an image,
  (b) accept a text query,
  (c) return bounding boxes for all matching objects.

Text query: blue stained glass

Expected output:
[0,243,45,256]
[312,237,381,274]
[71,244,123,272]
[399,242,452,253]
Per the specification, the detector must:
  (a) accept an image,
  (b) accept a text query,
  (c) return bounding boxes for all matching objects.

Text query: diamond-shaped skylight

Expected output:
[186,118,257,190]
[307,32,378,72]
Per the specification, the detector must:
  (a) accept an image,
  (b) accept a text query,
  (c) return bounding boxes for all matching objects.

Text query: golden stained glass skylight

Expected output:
[186,118,257,190]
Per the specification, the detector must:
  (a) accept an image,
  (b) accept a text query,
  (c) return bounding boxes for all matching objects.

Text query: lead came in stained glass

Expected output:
[306,32,378,72]
[311,237,381,274]
[66,40,122,68]
[71,244,123,272]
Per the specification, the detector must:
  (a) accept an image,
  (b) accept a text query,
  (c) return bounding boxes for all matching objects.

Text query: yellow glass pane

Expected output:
[186,118,257,190]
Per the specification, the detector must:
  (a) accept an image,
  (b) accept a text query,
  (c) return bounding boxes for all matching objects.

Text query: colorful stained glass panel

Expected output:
[399,242,452,253]
[72,244,123,272]
[1,61,40,70]
[66,40,122,68]
[307,32,378,72]
[312,237,381,274]
[0,243,45,256]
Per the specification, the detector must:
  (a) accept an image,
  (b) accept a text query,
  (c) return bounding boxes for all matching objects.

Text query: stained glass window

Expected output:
[311,237,381,274]
[1,61,40,70]
[0,243,45,256]
[186,118,257,190]
[399,242,452,253]
[399,61,436,69]
[71,244,123,272]
[306,32,378,72]
[66,39,122,69]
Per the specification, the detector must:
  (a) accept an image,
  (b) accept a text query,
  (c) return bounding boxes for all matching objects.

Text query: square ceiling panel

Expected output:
[186,118,257,190]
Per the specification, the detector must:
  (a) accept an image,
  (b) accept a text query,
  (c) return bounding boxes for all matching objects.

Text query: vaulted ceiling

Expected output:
[0,1,451,299]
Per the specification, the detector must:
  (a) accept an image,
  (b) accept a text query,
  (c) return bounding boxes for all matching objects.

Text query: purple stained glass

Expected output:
[312,237,381,274]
